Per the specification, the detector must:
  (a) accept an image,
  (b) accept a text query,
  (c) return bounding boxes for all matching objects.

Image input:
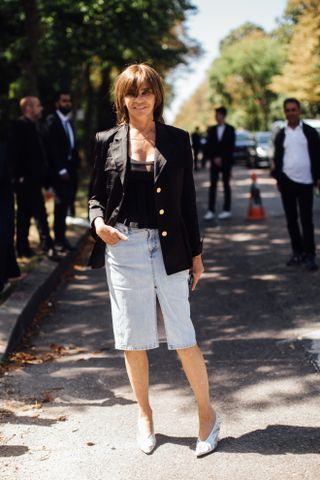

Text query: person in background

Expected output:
[272,97,320,271]
[191,126,201,171]
[89,63,220,457]
[46,91,80,252]
[10,97,57,260]
[0,143,21,296]
[203,106,235,221]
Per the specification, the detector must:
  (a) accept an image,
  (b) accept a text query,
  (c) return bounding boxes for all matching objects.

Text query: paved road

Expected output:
[1,166,320,480]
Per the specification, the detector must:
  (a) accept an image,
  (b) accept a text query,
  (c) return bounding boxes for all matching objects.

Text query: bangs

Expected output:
[122,70,154,97]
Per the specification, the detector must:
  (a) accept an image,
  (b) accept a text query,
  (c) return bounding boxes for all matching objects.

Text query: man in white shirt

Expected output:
[46,92,80,251]
[272,98,320,271]
[203,107,235,221]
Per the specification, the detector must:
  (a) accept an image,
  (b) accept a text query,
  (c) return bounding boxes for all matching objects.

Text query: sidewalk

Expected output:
[1,166,320,480]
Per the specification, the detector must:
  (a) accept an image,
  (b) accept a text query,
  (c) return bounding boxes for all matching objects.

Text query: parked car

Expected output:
[234,130,255,167]
[252,131,272,168]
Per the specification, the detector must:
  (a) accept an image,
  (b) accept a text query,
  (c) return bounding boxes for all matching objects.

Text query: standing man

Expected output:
[0,144,21,295]
[10,96,56,259]
[191,126,201,171]
[46,91,79,251]
[272,98,320,271]
[203,107,235,220]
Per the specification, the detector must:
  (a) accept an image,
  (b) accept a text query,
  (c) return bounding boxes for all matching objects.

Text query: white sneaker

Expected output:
[203,210,215,221]
[218,211,232,220]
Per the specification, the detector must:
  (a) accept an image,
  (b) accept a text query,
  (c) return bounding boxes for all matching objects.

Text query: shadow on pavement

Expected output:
[219,424,320,454]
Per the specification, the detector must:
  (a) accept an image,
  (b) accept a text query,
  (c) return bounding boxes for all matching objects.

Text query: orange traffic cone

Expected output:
[246,172,266,220]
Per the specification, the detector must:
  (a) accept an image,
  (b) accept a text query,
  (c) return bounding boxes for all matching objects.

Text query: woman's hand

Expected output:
[190,254,204,291]
[94,217,128,245]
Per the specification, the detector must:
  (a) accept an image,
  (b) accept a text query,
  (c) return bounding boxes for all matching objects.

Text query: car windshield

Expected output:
[256,133,271,145]
[236,132,252,142]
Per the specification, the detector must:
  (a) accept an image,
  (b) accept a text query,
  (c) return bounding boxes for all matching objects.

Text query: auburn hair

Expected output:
[114,64,164,124]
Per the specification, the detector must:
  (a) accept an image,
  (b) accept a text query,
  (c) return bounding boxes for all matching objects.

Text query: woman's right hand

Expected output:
[94,217,128,245]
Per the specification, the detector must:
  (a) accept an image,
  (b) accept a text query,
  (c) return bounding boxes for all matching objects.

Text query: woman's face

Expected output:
[124,81,155,122]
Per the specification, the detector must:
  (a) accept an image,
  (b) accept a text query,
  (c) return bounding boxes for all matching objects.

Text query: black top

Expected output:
[117,157,157,228]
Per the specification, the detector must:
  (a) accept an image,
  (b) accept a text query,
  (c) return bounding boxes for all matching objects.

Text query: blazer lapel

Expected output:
[154,122,173,183]
[109,124,128,186]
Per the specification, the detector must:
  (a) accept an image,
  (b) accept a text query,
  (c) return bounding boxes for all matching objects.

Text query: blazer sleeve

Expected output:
[271,129,284,181]
[88,133,107,232]
[181,131,203,257]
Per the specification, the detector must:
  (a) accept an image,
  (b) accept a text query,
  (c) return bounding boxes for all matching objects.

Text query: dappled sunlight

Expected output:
[202,272,231,281]
[250,274,285,281]
[233,176,276,188]
[223,232,268,242]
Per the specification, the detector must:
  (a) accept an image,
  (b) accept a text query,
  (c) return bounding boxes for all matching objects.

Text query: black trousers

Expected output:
[279,174,315,256]
[16,184,53,254]
[208,163,232,212]
[52,173,76,243]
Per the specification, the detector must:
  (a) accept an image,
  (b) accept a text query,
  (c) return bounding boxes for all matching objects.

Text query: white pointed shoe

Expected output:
[195,413,221,457]
[218,211,232,220]
[203,210,215,221]
[137,419,156,454]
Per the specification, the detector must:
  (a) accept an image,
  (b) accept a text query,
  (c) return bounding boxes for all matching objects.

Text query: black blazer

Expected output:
[9,116,47,188]
[272,123,320,183]
[46,112,79,177]
[206,123,235,165]
[88,122,202,275]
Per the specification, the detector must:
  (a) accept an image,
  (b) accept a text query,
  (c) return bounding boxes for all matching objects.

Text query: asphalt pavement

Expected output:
[1,165,320,480]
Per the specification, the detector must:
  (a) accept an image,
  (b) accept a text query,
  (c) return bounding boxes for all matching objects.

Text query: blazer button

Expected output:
[156,187,161,193]
[159,209,164,215]
[161,231,168,237]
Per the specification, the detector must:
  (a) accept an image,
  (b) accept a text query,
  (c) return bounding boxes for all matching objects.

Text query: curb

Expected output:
[0,230,89,362]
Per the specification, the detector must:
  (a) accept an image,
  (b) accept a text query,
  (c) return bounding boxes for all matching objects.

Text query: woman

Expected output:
[88,64,220,456]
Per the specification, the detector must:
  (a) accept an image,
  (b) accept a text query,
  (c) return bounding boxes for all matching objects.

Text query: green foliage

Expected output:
[219,22,265,51]
[0,0,199,147]
[270,0,320,111]
[209,29,286,130]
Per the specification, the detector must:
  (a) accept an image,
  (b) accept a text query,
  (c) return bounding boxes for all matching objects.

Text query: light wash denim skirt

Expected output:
[104,223,196,350]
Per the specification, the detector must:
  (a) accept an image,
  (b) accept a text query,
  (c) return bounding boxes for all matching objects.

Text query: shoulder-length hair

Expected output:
[114,64,164,125]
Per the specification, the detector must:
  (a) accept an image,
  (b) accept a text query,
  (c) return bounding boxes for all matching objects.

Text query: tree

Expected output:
[270,0,320,113]
[174,79,215,131]
[208,28,286,130]
[0,0,200,149]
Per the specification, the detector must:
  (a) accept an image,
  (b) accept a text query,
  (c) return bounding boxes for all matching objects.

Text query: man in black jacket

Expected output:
[46,92,79,251]
[272,98,320,271]
[10,97,56,259]
[203,107,235,221]
[0,143,21,295]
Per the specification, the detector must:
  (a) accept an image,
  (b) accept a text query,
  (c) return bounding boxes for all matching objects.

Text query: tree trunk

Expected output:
[97,66,117,131]
[20,0,41,94]
[83,62,96,165]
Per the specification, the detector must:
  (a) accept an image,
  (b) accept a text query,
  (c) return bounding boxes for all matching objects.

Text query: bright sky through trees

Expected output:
[165,0,288,123]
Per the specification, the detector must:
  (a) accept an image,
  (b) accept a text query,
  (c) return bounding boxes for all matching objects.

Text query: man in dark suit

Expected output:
[0,143,21,295]
[10,96,56,259]
[191,127,201,171]
[46,91,80,251]
[204,106,235,220]
[272,98,320,271]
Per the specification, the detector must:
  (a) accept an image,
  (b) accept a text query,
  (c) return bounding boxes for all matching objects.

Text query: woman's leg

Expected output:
[124,350,153,434]
[177,345,216,440]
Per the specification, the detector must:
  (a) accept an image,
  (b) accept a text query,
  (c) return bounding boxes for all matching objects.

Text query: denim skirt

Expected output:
[104,223,196,350]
